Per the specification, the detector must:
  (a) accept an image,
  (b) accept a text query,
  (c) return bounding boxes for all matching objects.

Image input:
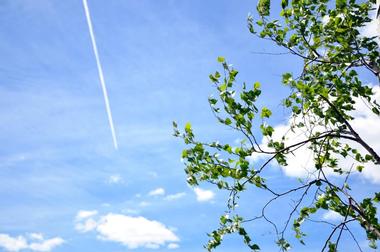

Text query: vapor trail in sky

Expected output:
[82,0,118,150]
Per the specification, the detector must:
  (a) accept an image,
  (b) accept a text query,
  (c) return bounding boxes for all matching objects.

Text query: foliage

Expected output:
[174,0,380,251]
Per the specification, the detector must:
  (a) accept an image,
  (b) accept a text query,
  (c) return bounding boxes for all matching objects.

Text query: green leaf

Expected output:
[182,150,188,158]
[374,193,380,203]
[336,0,346,9]
[251,244,260,250]
[281,0,288,9]
[369,239,377,249]
[372,107,380,115]
[254,82,261,89]
[219,83,227,92]
[261,107,272,118]
[282,73,292,84]
[328,242,336,252]
[208,98,218,106]
[260,124,274,136]
[356,165,364,172]
[257,0,270,16]
[365,154,373,161]
[225,118,232,125]
[209,74,218,83]
[185,122,192,133]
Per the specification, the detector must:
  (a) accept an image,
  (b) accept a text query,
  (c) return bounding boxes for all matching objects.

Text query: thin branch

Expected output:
[321,219,356,252]
[250,51,291,56]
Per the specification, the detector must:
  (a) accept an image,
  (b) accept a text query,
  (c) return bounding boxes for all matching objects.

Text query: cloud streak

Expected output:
[82,0,118,150]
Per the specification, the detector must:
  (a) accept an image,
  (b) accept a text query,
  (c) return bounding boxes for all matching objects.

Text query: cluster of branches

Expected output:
[175,0,380,251]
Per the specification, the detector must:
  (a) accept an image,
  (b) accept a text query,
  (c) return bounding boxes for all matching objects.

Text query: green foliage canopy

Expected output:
[175,0,380,251]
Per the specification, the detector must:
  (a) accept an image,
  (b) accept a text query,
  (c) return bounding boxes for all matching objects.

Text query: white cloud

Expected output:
[107,174,123,184]
[164,192,186,201]
[75,210,99,233]
[0,234,27,252]
[75,210,98,221]
[248,122,319,178]
[167,243,180,249]
[75,212,179,249]
[138,201,151,207]
[148,188,165,196]
[28,238,64,252]
[347,86,380,183]
[0,234,64,252]
[96,214,179,249]
[322,210,344,222]
[194,188,215,202]
[249,86,380,183]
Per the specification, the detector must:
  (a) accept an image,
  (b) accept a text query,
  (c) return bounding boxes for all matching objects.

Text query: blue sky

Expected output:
[0,1,379,252]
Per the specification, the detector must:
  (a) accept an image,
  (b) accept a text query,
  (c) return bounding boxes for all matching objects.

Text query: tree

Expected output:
[174,0,380,251]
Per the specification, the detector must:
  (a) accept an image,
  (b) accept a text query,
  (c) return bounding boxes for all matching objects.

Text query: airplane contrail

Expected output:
[82,0,118,150]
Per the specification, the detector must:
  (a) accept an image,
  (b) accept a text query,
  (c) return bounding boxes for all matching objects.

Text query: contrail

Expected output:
[82,0,118,150]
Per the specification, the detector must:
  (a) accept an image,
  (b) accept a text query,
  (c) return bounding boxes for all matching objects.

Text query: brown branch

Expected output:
[320,95,380,164]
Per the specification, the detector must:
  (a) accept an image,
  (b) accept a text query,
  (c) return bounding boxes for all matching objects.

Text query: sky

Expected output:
[0,1,379,252]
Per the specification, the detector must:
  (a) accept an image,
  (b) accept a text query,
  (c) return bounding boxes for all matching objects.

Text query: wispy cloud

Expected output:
[28,238,64,252]
[164,192,186,201]
[0,233,64,252]
[29,233,43,241]
[167,243,180,249]
[122,208,140,215]
[75,210,98,221]
[138,201,151,207]
[148,187,165,196]
[107,174,123,184]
